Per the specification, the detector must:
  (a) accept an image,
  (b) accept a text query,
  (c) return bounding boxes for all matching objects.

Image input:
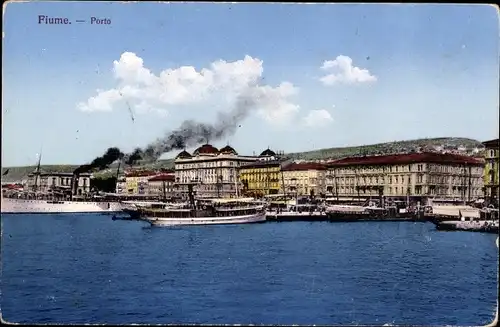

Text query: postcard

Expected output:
[1,2,498,326]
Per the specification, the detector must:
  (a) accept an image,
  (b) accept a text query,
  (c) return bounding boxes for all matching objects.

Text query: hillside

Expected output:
[286,137,483,161]
[1,137,483,182]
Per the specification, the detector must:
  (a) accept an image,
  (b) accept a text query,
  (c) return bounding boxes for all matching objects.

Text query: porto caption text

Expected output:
[38,15,111,25]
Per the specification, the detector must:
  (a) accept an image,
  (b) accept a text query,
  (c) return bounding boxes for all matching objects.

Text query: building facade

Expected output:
[116,174,126,194]
[26,172,91,195]
[239,149,285,197]
[147,173,175,197]
[482,139,499,203]
[124,171,157,194]
[281,162,327,197]
[174,144,258,198]
[325,152,484,202]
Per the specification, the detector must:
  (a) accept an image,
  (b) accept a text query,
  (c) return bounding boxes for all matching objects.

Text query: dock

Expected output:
[436,220,499,234]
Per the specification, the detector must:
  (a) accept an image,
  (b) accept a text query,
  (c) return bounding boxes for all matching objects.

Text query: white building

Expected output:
[26,172,91,195]
[325,152,484,202]
[282,162,327,197]
[174,144,259,198]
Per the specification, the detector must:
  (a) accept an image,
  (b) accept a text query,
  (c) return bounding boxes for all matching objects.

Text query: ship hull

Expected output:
[1,198,124,214]
[143,213,267,227]
[266,211,328,221]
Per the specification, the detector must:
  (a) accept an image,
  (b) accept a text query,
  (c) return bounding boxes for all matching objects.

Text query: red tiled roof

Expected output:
[125,171,158,178]
[282,162,327,171]
[482,139,499,149]
[219,145,238,155]
[260,148,276,157]
[148,174,175,182]
[176,150,192,159]
[193,144,219,155]
[327,152,484,167]
[2,183,23,190]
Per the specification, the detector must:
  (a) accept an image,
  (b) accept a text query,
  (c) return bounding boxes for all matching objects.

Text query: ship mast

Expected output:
[234,168,239,198]
[115,158,122,194]
[33,149,43,193]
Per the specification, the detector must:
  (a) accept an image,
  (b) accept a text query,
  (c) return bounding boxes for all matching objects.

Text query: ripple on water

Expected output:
[0,217,497,325]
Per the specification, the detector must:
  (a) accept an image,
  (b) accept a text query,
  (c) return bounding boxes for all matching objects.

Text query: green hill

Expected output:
[286,137,483,161]
[1,137,483,183]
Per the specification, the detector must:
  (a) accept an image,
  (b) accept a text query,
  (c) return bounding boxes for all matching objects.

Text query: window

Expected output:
[52,177,56,186]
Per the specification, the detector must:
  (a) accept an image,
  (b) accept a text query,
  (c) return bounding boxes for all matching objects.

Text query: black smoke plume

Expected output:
[130,90,260,162]
[73,147,124,175]
[78,84,264,169]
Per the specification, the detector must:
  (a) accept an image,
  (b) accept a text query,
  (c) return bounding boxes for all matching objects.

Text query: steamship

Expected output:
[1,156,124,215]
[1,197,124,214]
[125,185,267,226]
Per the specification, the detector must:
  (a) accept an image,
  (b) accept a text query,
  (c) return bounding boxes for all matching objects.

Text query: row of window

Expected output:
[176,161,243,170]
[328,185,483,196]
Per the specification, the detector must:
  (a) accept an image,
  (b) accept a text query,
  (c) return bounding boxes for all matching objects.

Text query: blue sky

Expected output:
[3,3,499,166]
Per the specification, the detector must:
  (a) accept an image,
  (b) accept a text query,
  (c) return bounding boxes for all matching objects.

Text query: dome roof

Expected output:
[219,145,238,155]
[193,144,219,156]
[260,148,276,157]
[176,150,192,159]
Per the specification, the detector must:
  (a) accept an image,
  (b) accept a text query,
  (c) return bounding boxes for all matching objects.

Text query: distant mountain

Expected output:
[0,137,484,182]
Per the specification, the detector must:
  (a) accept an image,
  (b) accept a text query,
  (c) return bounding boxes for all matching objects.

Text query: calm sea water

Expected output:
[1,214,498,325]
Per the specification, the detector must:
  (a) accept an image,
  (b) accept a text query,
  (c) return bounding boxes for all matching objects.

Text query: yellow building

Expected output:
[482,139,499,203]
[124,171,157,194]
[282,162,327,197]
[239,149,283,197]
[326,152,484,203]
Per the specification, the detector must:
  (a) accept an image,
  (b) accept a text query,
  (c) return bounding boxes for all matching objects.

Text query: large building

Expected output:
[147,173,175,197]
[281,162,327,197]
[325,152,484,203]
[26,172,91,195]
[482,138,499,203]
[239,149,285,197]
[174,144,258,198]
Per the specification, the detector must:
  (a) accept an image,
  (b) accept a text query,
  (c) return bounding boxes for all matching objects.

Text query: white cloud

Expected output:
[302,109,333,127]
[78,89,122,112]
[252,82,300,123]
[320,55,377,85]
[77,52,299,123]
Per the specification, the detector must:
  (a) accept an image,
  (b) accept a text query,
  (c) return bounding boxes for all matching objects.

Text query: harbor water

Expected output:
[1,214,498,325]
